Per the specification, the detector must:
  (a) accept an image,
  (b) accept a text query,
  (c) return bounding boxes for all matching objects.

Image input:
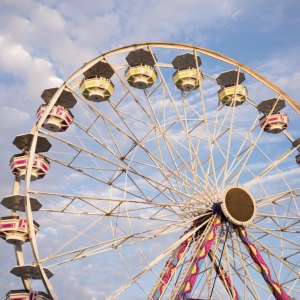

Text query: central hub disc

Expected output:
[221,185,256,226]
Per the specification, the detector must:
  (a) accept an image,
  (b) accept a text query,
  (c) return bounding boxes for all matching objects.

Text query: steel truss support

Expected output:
[235,226,291,300]
[12,176,31,290]
[170,214,222,300]
[147,233,193,300]
[208,250,241,300]
[148,214,213,300]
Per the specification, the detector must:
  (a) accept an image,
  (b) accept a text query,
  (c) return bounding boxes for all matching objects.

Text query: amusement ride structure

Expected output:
[1,42,300,299]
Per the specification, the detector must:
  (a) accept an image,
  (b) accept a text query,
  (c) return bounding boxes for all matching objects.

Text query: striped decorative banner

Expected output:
[235,226,291,300]
[152,235,192,300]
[208,250,241,300]
[176,215,223,300]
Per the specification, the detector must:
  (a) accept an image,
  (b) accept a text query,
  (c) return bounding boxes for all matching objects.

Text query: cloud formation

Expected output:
[0,0,300,299]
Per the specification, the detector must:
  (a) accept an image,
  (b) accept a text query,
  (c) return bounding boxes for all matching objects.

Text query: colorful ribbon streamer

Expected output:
[235,226,291,300]
[152,235,192,300]
[176,215,223,300]
[208,250,241,300]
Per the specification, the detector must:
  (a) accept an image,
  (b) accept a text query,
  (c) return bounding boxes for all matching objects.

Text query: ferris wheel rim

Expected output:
[8,41,299,299]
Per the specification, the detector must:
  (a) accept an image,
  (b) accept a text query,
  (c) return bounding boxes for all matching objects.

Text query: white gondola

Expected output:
[80,77,114,102]
[9,153,50,181]
[80,61,115,102]
[37,104,74,132]
[6,290,50,300]
[125,49,157,89]
[172,53,202,91]
[0,216,39,244]
[259,112,288,134]
[125,65,157,89]
[216,70,247,106]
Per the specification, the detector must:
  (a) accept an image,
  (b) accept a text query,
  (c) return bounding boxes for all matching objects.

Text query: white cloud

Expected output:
[0,107,30,130]
[44,226,58,235]
[0,0,300,299]
[0,35,63,103]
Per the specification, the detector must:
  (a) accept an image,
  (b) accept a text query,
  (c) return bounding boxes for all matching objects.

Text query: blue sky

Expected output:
[0,1,300,299]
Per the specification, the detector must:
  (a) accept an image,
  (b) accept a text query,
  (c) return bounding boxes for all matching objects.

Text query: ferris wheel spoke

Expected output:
[162,131,215,194]
[6,42,300,298]
[110,104,155,144]
[65,84,223,200]
[46,214,107,260]
[219,251,260,299]
[211,100,236,189]
[250,224,300,249]
[150,135,213,203]
[29,189,207,220]
[143,88,163,128]
[72,100,123,158]
[125,152,192,204]
[68,125,112,181]
[230,235,262,299]
[221,239,236,299]
[153,135,192,198]
[254,203,300,231]
[107,219,212,300]
[214,142,239,185]
[124,127,215,204]
[257,188,300,207]
[180,97,215,190]
[224,243,258,299]
[39,205,188,221]
[221,115,260,183]
[43,142,211,207]
[192,122,217,190]
[150,130,190,205]
[207,244,238,300]
[110,89,130,109]
[115,247,151,298]
[43,156,150,200]
[227,93,287,185]
[40,129,127,169]
[192,266,214,299]
[40,214,198,268]
[198,85,219,192]
[245,149,299,190]
[149,46,215,192]
[66,85,142,145]
[127,164,211,207]
[220,67,242,190]
[37,197,203,222]
[281,259,300,294]
[246,231,300,280]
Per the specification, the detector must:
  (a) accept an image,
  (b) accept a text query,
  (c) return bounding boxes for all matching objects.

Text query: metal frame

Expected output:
[9,42,299,299]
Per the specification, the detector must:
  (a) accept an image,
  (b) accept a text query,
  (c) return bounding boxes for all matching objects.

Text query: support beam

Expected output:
[208,250,241,300]
[147,234,192,300]
[235,226,291,300]
[170,215,222,300]
[11,176,31,290]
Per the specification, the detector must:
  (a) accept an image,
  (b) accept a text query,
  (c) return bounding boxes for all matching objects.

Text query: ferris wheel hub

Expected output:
[220,185,257,226]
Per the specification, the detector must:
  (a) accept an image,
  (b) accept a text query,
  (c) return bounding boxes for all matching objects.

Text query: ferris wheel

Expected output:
[2,42,300,300]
